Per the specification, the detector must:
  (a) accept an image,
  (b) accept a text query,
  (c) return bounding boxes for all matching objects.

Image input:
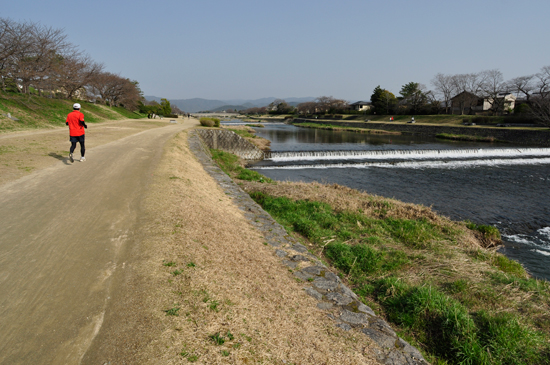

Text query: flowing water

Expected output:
[225,121,550,281]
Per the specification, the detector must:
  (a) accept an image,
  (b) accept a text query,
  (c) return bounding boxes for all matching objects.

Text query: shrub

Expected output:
[199,117,220,127]
[199,117,214,127]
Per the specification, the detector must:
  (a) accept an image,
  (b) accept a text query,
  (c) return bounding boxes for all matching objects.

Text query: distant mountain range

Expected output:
[143,96,316,113]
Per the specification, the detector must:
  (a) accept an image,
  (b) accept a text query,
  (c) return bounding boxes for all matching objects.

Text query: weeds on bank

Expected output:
[248,190,550,365]
[436,133,503,143]
[295,122,400,135]
[211,149,273,183]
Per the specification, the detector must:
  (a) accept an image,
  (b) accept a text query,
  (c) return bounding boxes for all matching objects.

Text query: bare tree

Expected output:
[480,69,508,115]
[11,22,74,94]
[507,75,536,101]
[431,73,454,114]
[315,96,349,114]
[88,72,127,106]
[296,101,317,115]
[267,99,293,114]
[54,52,104,98]
[530,65,550,126]
[450,73,485,115]
[0,18,34,92]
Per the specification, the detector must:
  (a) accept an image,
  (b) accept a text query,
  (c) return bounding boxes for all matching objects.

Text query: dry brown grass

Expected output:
[133,130,378,364]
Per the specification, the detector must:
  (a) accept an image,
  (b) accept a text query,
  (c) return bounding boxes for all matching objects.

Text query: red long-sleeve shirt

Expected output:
[66,110,85,137]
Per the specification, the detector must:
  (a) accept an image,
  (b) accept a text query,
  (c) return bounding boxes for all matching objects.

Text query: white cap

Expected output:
[73,103,81,109]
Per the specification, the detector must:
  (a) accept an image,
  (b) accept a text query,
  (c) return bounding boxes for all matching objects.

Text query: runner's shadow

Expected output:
[48,152,71,165]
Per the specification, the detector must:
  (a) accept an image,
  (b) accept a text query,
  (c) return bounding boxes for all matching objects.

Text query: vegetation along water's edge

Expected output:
[435,133,507,143]
[207,146,550,365]
[291,119,550,146]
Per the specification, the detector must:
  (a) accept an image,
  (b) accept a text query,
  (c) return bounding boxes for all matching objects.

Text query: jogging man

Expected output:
[66,103,87,162]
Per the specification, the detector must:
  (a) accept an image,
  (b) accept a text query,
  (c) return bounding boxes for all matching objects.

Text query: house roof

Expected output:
[350,101,371,106]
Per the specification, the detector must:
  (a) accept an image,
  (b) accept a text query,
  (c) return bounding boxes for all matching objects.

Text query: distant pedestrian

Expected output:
[66,103,87,162]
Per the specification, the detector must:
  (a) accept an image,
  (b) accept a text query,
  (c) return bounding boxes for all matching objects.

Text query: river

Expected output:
[225,121,550,281]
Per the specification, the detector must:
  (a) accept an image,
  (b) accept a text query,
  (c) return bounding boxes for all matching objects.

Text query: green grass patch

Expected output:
[0,91,145,132]
[294,122,400,135]
[492,255,527,276]
[248,190,550,364]
[226,128,256,138]
[211,149,272,183]
[466,222,501,241]
[436,133,502,143]
[250,192,447,251]
[374,277,550,364]
[163,307,180,316]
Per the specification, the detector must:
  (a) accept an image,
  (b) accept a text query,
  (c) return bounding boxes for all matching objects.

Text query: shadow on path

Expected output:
[48,152,70,165]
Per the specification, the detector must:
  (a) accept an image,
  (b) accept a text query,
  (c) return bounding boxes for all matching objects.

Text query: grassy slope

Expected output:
[0,92,145,132]
[211,151,550,365]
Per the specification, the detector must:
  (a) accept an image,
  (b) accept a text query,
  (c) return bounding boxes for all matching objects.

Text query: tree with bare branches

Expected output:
[296,101,318,115]
[507,74,536,102]
[479,69,508,115]
[529,65,550,126]
[449,73,485,115]
[11,22,74,94]
[54,52,104,99]
[431,73,454,114]
[315,96,349,114]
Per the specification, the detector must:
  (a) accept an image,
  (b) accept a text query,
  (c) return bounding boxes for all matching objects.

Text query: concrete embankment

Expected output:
[292,118,550,146]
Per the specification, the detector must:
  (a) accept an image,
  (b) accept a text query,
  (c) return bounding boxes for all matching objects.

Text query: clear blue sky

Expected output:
[4,0,549,102]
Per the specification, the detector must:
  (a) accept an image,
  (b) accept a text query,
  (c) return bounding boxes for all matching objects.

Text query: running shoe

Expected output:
[79,157,86,162]
[69,153,74,163]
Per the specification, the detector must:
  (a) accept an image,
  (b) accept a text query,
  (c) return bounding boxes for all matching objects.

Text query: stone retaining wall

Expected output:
[196,129,265,160]
[293,119,550,146]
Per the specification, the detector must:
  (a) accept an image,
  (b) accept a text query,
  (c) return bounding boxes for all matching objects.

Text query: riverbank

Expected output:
[208,144,550,364]
[291,119,550,146]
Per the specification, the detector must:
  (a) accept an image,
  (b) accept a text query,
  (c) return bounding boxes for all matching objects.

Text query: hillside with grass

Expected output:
[0,92,145,133]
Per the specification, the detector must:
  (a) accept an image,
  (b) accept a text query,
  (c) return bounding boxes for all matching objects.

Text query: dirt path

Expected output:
[0,119,170,185]
[0,119,377,364]
[0,119,195,364]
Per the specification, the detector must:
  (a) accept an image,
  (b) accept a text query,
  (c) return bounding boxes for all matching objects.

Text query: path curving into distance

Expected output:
[0,120,194,364]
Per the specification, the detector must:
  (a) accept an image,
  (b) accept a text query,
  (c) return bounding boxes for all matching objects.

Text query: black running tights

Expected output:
[70,140,85,157]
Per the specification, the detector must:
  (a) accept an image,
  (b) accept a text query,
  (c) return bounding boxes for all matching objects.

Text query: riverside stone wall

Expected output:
[196,129,265,160]
[292,119,550,146]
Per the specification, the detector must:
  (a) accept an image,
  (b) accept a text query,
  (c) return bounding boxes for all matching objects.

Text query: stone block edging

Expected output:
[189,130,428,365]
